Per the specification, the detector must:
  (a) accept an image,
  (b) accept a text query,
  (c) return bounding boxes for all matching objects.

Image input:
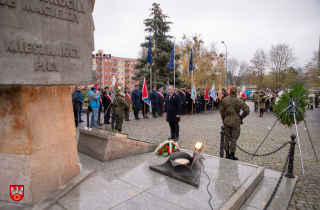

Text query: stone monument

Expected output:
[0,0,96,205]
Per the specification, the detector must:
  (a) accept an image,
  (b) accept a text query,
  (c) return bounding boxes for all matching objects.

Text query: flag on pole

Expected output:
[168,43,174,69]
[111,73,117,87]
[241,85,246,99]
[142,78,150,105]
[191,79,196,103]
[94,83,98,89]
[205,84,210,101]
[227,83,230,96]
[188,49,193,72]
[165,81,170,94]
[146,37,152,67]
[218,83,223,102]
[210,82,217,101]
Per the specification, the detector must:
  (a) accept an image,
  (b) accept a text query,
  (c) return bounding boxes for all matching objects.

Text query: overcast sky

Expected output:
[92,0,320,67]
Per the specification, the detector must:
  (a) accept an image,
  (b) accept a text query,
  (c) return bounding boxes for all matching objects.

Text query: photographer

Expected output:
[113,89,129,132]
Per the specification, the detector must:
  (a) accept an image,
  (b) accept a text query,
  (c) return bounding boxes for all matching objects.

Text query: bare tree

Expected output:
[235,61,249,86]
[251,48,268,88]
[227,57,239,85]
[304,50,320,86]
[268,43,297,88]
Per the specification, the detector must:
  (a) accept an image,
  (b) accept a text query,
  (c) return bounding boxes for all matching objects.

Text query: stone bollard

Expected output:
[220,125,225,158]
[285,134,296,178]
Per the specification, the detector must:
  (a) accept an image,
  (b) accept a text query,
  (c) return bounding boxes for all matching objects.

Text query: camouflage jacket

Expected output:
[220,93,250,127]
[113,94,129,116]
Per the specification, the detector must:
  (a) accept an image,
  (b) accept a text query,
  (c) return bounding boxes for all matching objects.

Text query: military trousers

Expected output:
[315,98,319,108]
[224,125,241,153]
[115,114,124,132]
[254,102,258,111]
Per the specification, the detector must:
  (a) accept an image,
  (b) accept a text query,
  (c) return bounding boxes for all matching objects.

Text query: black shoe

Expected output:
[99,124,103,126]
[79,120,84,122]
[174,137,179,141]
[104,122,111,124]
[145,116,149,118]
[125,119,131,121]
[229,152,238,160]
[225,151,230,159]
[168,137,174,140]
[135,118,140,120]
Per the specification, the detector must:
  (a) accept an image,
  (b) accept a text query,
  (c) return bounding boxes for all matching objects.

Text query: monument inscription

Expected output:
[0,0,94,85]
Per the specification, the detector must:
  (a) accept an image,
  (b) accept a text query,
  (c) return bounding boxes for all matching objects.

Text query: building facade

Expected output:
[71,56,139,90]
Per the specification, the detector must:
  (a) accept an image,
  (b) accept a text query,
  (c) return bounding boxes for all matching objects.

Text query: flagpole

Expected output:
[173,40,175,89]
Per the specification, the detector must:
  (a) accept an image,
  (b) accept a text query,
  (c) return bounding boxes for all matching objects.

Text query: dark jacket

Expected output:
[165,92,182,122]
[186,91,192,104]
[73,90,84,104]
[179,90,186,104]
[158,92,165,108]
[131,89,141,110]
[150,90,159,109]
[72,93,79,113]
[102,91,112,110]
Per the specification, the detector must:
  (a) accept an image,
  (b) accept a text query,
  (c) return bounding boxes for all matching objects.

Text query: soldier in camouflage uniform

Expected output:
[220,85,250,160]
[113,89,129,132]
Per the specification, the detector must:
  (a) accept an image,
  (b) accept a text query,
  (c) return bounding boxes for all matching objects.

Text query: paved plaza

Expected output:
[79,101,319,210]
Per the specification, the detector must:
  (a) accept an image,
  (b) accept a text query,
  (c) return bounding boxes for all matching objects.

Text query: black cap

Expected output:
[187,87,191,89]
[181,86,185,88]
[125,87,129,90]
[135,84,139,87]
[91,87,95,90]
[104,86,109,89]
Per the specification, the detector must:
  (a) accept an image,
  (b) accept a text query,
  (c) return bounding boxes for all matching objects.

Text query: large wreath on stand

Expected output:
[272,82,311,128]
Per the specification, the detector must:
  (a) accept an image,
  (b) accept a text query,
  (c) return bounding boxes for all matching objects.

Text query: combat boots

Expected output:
[229,152,238,160]
[225,150,230,159]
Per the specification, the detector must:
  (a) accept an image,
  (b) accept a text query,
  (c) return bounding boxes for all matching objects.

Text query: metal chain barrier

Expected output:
[225,132,289,157]
[263,145,291,210]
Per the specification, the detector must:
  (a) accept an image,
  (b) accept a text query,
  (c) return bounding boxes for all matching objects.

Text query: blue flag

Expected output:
[188,49,193,72]
[146,37,152,67]
[210,82,217,101]
[168,43,174,69]
[165,81,170,94]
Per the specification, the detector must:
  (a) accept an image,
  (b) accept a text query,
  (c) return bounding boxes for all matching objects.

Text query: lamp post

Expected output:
[221,41,227,87]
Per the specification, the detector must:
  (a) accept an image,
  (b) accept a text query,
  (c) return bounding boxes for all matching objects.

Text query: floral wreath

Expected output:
[152,140,180,157]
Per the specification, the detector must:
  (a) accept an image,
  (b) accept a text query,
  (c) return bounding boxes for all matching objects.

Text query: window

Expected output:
[109,78,112,81]
[131,62,133,64]
[93,64,95,68]
[104,59,107,62]
[105,72,107,75]
[109,59,111,62]
[125,72,128,75]
[122,60,123,63]
[109,65,111,68]
[132,84,133,86]
[122,66,123,69]
[105,65,107,68]
[105,78,108,81]
[117,66,119,69]
[122,72,124,75]
[131,67,133,70]
[122,78,124,81]
[117,72,119,75]
[93,58,95,61]
[135,62,137,64]
[109,72,112,75]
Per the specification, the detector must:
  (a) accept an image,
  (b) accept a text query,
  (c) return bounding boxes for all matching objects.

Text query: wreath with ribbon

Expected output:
[152,140,180,157]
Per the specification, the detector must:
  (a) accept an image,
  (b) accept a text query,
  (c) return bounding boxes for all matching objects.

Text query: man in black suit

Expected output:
[165,85,182,141]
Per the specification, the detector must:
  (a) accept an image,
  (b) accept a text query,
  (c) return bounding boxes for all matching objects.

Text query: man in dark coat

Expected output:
[186,87,192,114]
[179,86,187,115]
[71,89,79,127]
[73,86,84,122]
[165,85,182,141]
[158,87,165,117]
[102,86,112,124]
[150,86,159,118]
[131,84,141,120]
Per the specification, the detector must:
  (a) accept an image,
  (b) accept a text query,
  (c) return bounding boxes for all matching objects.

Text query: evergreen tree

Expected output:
[133,3,183,89]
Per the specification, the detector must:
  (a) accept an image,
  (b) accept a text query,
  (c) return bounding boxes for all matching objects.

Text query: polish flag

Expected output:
[204,84,210,101]
[112,73,117,87]
[241,85,246,99]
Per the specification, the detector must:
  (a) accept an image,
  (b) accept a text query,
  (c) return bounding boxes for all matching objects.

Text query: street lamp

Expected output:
[93,49,111,90]
[221,41,227,87]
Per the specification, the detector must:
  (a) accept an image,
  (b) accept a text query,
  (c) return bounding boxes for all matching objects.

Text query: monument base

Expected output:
[78,128,155,161]
[0,85,80,205]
